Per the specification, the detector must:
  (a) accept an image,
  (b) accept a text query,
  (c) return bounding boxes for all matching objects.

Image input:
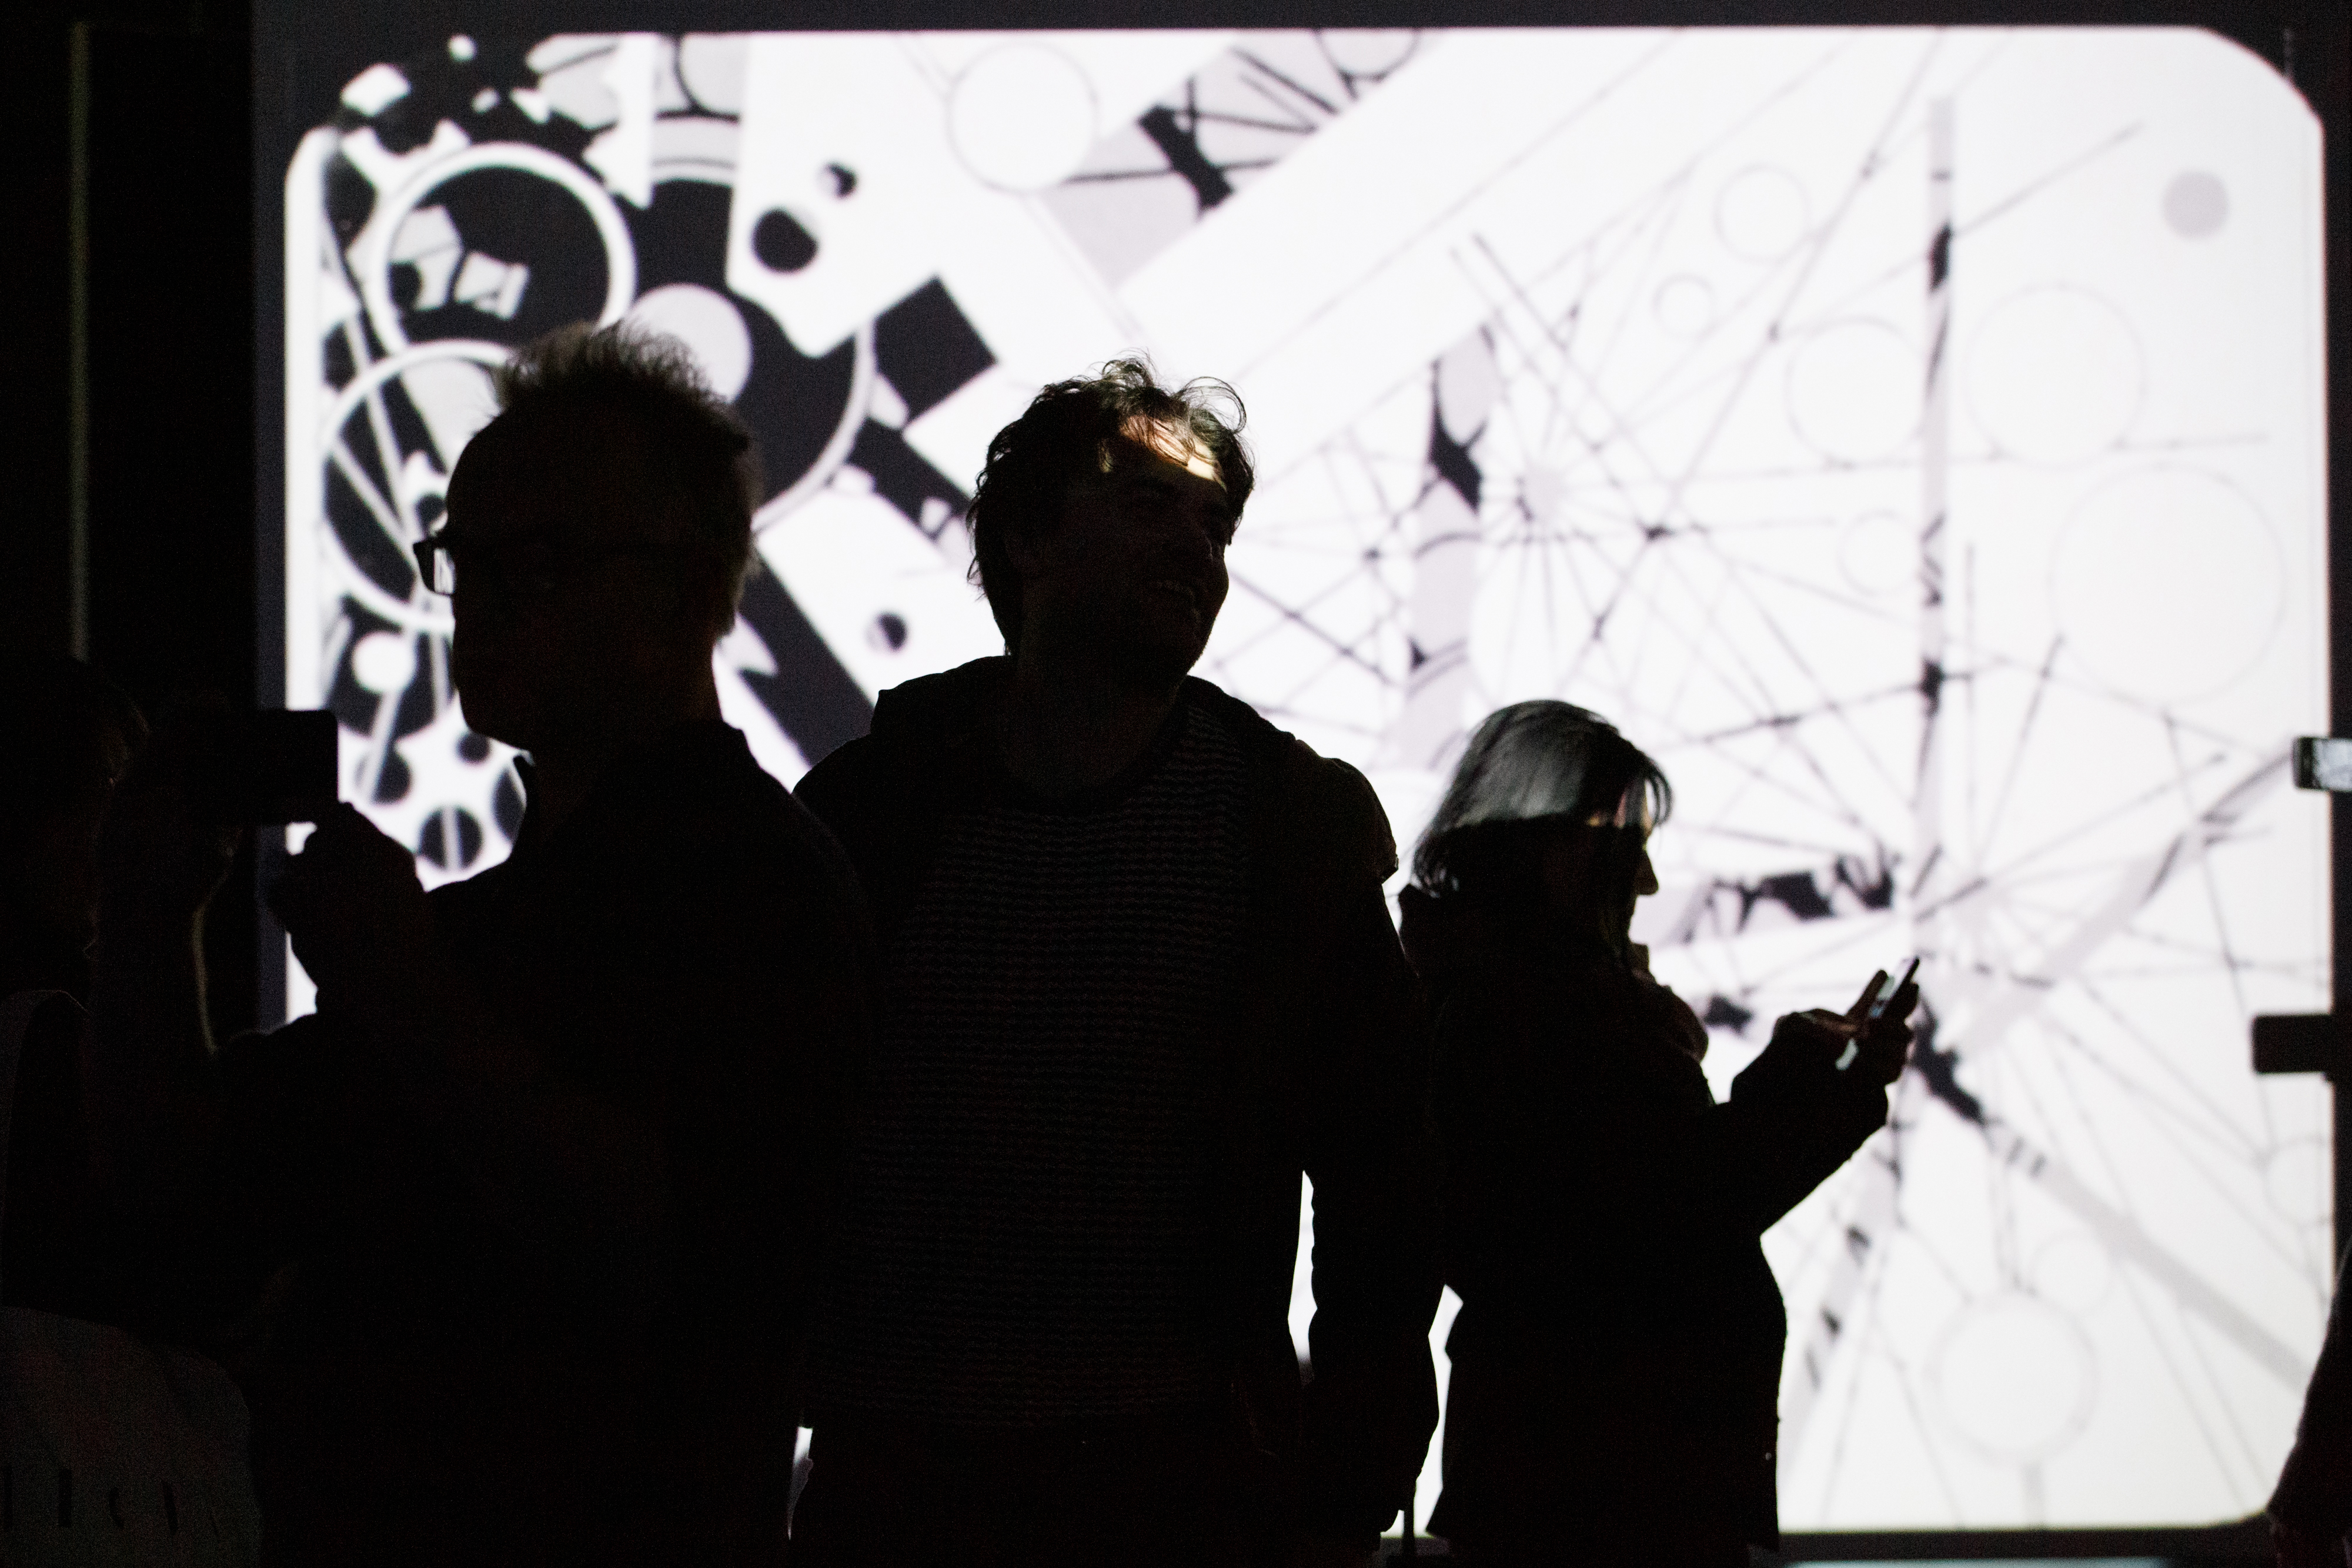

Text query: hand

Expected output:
[269,804,440,1014]
[2274,1520,2350,1568]
[1769,977,1919,1089]
[1840,971,1919,1086]
[96,717,240,937]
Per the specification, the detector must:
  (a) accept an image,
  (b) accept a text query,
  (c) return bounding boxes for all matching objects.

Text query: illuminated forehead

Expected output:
[1116,414,1224,491]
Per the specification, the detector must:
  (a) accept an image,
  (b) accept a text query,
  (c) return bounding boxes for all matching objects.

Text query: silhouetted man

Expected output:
[791,360,1439,1568]
[92,324,872,1563]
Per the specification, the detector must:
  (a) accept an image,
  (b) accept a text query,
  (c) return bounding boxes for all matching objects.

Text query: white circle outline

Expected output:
[318,337,513,637]
[1925,1292,2100,1466]
[2046,462,2283,704]
[945,42,1101,195]
[353,141,638,356]
[1965,283,2146,470]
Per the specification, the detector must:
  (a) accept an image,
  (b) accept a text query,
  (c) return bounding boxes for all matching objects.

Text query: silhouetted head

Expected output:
[967,358,1253,682]
[440,323,760,754]
[0,656,146,979]
[1412,701,1669,951]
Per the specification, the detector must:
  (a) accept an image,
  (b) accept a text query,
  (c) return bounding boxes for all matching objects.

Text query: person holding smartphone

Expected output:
[88,324,876,1564]
[1397,701,1917,1567]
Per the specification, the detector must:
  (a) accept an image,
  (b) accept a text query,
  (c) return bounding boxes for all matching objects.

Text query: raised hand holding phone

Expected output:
[1868,957,1921,1021]
[1843,969,1889,1027]
[1831,957,1920,1083]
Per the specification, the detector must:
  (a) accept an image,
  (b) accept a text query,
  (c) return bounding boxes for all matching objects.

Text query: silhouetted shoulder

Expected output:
[798,659,1005,822]
[1282,740,1399,887]
[658,723,837,842]
[431,723,867,969]
[635,723,846,867]
[799,663,1398,917]
[867,657,1009,743]
[1183,677,1398,889]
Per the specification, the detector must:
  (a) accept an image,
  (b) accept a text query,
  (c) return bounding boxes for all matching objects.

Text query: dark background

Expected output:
[0,1,2341,1553]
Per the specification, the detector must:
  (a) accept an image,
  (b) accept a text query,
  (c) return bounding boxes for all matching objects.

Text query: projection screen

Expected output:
[279,25,2329,1533]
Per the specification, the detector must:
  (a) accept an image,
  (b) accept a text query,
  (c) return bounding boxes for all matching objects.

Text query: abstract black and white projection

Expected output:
[282,27,2327,1530]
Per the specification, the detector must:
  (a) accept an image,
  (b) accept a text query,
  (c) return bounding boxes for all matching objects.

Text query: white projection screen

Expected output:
[279,26,2330,1534]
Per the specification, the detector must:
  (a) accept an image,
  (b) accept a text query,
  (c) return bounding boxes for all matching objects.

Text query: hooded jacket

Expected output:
[794,657,1439,1546]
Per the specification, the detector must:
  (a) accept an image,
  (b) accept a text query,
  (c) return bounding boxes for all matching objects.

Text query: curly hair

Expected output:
[965,357,1254,649]
[483,321,762,636]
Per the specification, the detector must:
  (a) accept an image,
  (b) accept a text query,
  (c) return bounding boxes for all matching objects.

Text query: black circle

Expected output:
[395,166,609,344]
[418,808,485,870]
[752,208,819,274]
[825,163,857,198]
[626,181,860,505]
[458,731,491,762]
[493,770,526,842]
[876,612,908,651]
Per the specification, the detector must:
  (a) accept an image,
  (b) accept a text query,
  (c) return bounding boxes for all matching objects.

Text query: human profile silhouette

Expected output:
[1401,700,1916,1567]
[793,359,1438,1568]
[90,323,874,1564]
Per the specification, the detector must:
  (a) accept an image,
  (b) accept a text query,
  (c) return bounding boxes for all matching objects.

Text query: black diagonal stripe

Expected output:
[733,561,873,768]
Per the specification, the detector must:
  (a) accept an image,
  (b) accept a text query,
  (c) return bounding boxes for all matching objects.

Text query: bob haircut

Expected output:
[966,357,1254,648]
[1412,700,1672,911]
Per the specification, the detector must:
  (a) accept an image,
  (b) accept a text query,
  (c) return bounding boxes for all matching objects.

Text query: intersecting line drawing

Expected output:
[284,24,2327,1529]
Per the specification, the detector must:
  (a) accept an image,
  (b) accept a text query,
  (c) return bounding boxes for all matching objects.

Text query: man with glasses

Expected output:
[91,323,873,1563]
[790,360,1438,1568]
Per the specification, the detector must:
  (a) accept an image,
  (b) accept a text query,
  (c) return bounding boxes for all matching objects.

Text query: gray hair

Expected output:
[1412,700,1671,894]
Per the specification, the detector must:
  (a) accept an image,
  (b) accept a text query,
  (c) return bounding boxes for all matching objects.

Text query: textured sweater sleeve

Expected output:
[1286,752,1442,1543]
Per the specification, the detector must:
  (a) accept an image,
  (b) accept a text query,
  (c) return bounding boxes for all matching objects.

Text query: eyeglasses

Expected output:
[413,530,462,596]
[411,529,669,600]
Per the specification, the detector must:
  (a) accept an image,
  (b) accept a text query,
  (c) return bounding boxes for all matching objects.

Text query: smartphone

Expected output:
[194,710,339,825]
[1833,957,1919,1071]
[1865,957,1920,1021]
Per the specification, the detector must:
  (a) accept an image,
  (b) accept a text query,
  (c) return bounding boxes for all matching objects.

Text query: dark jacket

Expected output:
[219,722,874,1564]
[794,658,1440,1544]
[1405,894,1889,1554]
